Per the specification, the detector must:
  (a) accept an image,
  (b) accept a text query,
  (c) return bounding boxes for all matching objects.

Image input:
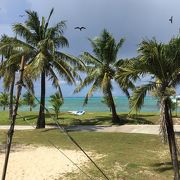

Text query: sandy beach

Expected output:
[0,145,90,180]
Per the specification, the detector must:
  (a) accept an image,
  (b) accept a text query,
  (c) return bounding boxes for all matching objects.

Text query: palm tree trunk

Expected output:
[36,71,46,128]
[9,73,15,120]
[30,106,32,112]
[3,106,5,111]
[108,90,121,123]
[163,98,180,179]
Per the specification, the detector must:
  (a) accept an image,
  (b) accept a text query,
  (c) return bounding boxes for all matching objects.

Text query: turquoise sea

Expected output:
[17,96,161,112]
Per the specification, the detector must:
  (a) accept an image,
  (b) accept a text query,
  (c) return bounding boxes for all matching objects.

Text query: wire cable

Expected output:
[22,85,110,180]
[17,113,93,180]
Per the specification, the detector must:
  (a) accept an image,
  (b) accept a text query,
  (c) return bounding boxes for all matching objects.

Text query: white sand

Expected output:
[0,145,90,180]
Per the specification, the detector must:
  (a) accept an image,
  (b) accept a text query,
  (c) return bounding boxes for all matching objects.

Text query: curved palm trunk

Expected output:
[108,90,121,123]
[36,71,46,128]
[9,73,15,120]
[162,98,180,179]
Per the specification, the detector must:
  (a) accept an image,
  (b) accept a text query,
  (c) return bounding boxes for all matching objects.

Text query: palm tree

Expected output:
[116,38,180,179]
[0,92,9,110]
[22,92,36,111]
[0,35,22,119]
[49,92,63,119]
[12,9,83,128]
[75,29,132,123]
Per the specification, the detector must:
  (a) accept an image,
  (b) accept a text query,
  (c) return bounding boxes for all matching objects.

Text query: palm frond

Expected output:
[81,52,102,65]
[52,59,76,84]
[13,24,37,46]
[83,79,100,105]
[129,83,156,113]
[44,8,54,31]
[48,67,63,100]
[25,10,40,34]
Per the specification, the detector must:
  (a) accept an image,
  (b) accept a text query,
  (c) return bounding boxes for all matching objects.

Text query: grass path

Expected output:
[1,124,180,135]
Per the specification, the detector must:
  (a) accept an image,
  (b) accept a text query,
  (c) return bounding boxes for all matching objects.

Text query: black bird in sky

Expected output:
[169,16,173,23]
[74,26,86,31]
[19,14,25,17]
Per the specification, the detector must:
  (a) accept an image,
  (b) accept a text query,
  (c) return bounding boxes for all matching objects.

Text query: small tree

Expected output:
[22,92,36,111]
[0,92,9,110]
[49,92,63,119]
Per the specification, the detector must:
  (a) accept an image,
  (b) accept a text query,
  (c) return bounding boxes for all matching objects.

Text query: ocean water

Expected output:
[16,96,160,112]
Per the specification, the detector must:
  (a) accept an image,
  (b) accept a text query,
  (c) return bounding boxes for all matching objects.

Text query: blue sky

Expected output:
[0,0,180,97]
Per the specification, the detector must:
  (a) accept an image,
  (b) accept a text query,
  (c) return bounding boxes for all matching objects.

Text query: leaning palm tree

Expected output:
[116,38,180,179]
[12,9,83,128]
[75,29,132,123]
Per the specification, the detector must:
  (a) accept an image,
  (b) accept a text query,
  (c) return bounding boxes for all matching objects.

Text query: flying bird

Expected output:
[74,26,86,31]
[169,16,173,23]
[19,14,25,17]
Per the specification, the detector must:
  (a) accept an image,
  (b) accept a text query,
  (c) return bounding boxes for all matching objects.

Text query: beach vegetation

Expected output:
[75,29,133,124]
[0,92,9,111]
[22,92,36,111]
[11,9,84,128]
[116,38,180,179]
[0,35,22,119]
[49,92,63,119]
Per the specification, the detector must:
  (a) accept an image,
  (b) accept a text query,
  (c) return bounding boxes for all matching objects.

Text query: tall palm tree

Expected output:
[116,38,180,179]
[12,9,83,128]
[75,29,132,123]
[0,35,22,119]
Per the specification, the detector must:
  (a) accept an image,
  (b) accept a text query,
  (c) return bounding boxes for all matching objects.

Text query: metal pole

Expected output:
[1,56,25,180]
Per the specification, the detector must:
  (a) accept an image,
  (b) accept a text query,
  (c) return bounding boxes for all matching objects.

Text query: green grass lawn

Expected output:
[0,130,174,179]
[0,111,163,126]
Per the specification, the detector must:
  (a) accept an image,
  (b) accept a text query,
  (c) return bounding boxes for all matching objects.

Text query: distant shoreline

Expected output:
[0,96,162,112]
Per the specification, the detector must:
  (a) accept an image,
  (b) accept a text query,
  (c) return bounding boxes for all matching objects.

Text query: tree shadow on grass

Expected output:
[78,115,154,125]
[120,114,155,124]
[45,114,154,126]
[16,115,38,121]
[151,161,175,172]
[16,113,56,122]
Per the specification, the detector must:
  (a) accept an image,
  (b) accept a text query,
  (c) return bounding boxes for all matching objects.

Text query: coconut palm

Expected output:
[49,92,63,119]
[116,38,180,179]
[0,35,34,119]
[0,35,22,119]
[12,9,83,128]
[0,92,9,110]
[75,29,132,123]
[22,92,36,111]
